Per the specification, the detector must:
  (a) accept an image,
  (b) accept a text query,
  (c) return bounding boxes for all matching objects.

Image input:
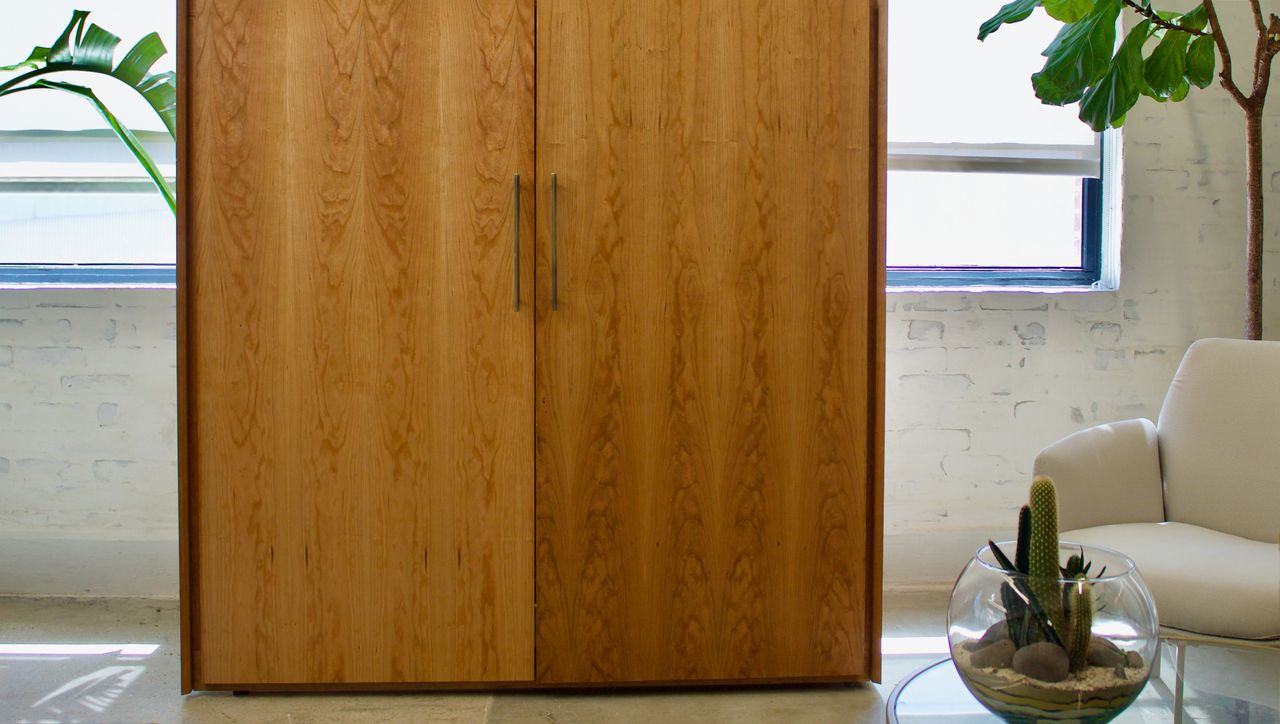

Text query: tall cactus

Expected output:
[1028,476,1065,639]
[1066,576,1093,673]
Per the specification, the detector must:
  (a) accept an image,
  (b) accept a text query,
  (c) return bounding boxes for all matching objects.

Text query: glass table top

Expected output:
[888,652,1280,723]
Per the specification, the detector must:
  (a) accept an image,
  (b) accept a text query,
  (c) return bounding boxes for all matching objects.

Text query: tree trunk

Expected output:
[1245,106,1265,340]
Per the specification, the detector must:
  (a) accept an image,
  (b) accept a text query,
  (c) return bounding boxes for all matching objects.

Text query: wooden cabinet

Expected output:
[180,0,883,692]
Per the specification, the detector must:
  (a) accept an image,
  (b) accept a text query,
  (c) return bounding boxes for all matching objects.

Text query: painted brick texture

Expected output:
[0,290,176,539]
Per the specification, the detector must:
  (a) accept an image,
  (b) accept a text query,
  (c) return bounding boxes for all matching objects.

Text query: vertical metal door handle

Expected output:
[514,173,521,311]
[551,173,559,311]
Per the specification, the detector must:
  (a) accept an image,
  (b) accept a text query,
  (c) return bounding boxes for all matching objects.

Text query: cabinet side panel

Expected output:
[868,0,887,684]
[177,0,192,695]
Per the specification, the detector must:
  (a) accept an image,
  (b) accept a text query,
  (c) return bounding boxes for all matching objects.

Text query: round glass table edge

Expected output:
[886,652,1280,723]
[886,655,1162,723]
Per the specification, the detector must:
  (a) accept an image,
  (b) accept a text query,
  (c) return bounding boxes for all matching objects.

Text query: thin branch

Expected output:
[1250,0,1267,34]
[1252,17,1270,97]
[1122,0,1209,36]
[1252,15,1280,104]
[1204,0,1252,107]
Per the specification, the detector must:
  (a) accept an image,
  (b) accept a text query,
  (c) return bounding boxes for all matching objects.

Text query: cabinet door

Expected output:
[185,0,535,686]
[534,0,882,683]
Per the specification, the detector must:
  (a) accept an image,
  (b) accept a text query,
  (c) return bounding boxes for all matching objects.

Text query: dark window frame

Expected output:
[0,264,174,285]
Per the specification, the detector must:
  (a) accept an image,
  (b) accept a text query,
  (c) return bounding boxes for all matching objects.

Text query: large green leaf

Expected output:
[1142,76,1190,103]
[0,12,175,136]
[1043,0,1094,23]
[1145,29,1192,99]
[27,80,174,212]
[114,32,165,86]
[1185,34,1216,88]
[979,0,1042,41]
[47,10,89,65]
[1175,5,1208,32]
[0,10,177,214]
[0,46,49,73]
[1032,0,1124,106]
[136,70,177,138]
[74,24,121,72]
[1080,21,1153,131]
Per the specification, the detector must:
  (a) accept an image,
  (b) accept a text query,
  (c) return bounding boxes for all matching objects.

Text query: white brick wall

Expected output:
[0,290,177,596]
[2,8,1277,596]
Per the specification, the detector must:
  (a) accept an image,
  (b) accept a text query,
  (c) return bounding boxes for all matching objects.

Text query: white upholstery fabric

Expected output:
[1157,338,1280,543]
[1064,522,1280,641]
[1034,419,1165,532]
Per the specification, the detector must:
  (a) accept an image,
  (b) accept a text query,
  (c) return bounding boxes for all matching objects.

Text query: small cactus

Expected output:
[988,476,1105,675]
[1028,476,1066,639]
[1066,576,1093,673]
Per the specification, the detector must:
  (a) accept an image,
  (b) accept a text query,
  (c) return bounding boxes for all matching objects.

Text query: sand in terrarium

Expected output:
[953,643,1150,720]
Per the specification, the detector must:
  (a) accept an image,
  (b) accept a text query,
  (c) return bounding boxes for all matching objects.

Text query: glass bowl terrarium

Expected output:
[947,479,1159,722]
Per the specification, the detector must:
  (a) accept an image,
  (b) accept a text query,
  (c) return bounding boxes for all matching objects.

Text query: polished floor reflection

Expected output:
[0,592,1274,723]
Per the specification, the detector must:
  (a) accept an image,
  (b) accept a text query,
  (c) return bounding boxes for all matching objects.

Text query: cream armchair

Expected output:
[1034,338,1279,645]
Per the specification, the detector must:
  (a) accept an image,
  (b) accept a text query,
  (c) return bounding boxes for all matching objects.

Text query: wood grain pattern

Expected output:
[534,0,882,683]
[185,0,535,686]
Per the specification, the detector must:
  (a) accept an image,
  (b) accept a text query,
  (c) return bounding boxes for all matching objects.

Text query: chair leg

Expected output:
[1173,641,1187,724]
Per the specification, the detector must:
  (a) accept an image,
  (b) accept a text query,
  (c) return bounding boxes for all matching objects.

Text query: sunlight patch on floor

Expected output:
[0,643,159,656]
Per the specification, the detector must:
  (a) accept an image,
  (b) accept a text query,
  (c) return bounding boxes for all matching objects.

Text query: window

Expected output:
[0,1,176,285]
[888,1,1107,288]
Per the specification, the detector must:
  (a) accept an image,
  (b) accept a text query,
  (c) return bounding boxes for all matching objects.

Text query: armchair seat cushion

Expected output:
[1063,522,1280,641]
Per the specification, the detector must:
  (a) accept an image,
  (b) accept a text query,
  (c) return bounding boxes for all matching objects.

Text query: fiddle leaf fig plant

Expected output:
[981,0,1280,340]
[0,10,176,213]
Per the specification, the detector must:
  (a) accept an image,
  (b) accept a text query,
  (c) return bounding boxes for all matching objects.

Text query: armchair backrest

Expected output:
[1158,338,1280,543]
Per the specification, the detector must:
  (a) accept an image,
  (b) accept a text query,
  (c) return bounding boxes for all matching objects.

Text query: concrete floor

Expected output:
[0,591,949,723]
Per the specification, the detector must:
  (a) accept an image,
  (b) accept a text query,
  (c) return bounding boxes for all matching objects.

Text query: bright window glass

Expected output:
[888,1,1104,279]
[889,2,1094,146]
[0,2,176,275]
[0,193,174,264]
[887,172,1084,268]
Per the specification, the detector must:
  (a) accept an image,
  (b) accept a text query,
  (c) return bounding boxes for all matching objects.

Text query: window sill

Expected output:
[888,283,1113,295]
[0,266,176,289]
[0,282,175,291]
[887,267,1110,294]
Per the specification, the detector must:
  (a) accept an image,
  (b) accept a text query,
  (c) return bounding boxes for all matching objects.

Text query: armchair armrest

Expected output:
[1033,418,1166,532]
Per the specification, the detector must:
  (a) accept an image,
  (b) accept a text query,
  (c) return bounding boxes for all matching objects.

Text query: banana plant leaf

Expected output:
[0,10,176,212]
